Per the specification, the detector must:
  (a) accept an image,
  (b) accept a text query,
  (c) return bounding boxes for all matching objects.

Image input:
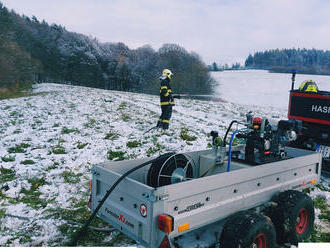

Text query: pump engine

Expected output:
[237,115,302,164]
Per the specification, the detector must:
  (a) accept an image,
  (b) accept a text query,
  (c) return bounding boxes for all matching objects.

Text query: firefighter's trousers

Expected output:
[157,105,172,129]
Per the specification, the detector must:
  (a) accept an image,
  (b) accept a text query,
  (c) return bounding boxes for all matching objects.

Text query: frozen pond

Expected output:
[212,70,330,110]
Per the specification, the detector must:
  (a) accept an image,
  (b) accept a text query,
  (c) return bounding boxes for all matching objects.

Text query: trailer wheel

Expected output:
[147,153,194,187]
[220,212,276,248]
[269,190,314,245]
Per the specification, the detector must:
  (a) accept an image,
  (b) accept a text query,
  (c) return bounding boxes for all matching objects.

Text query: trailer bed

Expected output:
[90,147,321,248]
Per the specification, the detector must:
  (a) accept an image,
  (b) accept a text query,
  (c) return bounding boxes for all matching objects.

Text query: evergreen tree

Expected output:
[212,62,219,71]
[245,48,330,75]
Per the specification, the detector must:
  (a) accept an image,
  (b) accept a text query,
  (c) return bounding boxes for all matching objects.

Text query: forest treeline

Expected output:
[207,62,242,71]
[0,2,214,97]
[245,48,330,75]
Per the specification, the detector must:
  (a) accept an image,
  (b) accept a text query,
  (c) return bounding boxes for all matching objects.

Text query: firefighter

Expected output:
[299,80,319,93]
[157,69,175,130]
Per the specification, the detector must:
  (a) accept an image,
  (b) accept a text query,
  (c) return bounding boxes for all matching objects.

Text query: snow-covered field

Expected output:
[0,83,329,246]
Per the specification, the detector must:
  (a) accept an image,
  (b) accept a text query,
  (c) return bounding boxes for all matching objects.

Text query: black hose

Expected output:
[68,153,172,246]
[223,120,238,147]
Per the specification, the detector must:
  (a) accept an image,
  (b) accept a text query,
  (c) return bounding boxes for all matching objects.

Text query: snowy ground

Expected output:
[0,83,329,246]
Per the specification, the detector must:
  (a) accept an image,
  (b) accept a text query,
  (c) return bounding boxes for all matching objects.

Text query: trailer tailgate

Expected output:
[91,165,155,246]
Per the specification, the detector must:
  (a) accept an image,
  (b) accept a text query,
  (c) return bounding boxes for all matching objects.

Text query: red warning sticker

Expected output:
[140,204,147,218]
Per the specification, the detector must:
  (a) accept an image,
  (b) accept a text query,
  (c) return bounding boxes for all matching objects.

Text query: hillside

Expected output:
[0,2,214,96]
[0,84,329,246]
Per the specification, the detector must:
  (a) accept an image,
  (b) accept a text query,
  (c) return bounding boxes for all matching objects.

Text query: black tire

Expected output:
[147,153,194,187]
[269,190,314,245]
[221,212,276,248]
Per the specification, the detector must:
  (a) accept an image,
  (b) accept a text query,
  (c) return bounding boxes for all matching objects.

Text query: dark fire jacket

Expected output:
[160,77,175,106]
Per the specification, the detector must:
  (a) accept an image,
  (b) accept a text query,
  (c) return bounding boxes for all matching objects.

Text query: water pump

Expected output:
[237,115,302,164]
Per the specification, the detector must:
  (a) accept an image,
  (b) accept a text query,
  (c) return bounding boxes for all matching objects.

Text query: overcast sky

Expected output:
[2,0,330,65]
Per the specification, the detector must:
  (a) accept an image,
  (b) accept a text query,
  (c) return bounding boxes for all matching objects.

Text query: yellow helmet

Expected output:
[162,69,173,79]
[299,80,318,93]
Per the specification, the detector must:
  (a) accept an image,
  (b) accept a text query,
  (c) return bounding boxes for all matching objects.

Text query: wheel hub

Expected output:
[171,168,186,184]
[296,208,309,234]
[252,233,267,248]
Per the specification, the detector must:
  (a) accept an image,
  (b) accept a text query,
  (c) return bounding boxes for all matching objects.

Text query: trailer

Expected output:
[89,142,321,247]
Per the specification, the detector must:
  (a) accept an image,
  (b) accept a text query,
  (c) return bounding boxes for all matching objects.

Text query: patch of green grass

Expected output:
[20,159,35,165]
[47,198,114,245]
[104,132,119,140]
[13,129,21,134]
[180,127,197,141]
[1,155,15,162]
[19,235,32,244]
[314,197,330,223]
[7,143,30,153]
[76,142,89,149]
[121,113,131,122]
[146,137,165,156]
[0,88,46,100]
[35,119,42,125]
[316,184,330,192]
[20,177,49,209]
[84,118,96,128]
[9,111,20,117]
[61,126,79,134]
[314,197,327,211]
[0,209,5,218]
[117,101,127,110]
[0,167,16,182]
[7,146,25,153]
[51,145,67,154]
[306,224,330,242]
[29,177,48,189]
[107,150,126,161]
[127,140,141,148]
[62,171,82,184]
[46,162,59,171]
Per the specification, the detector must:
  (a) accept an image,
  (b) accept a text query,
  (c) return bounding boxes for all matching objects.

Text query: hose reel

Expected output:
[147,153,195,188]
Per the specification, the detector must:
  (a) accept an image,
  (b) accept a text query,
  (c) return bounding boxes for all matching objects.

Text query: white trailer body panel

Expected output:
[91,147,321,248]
